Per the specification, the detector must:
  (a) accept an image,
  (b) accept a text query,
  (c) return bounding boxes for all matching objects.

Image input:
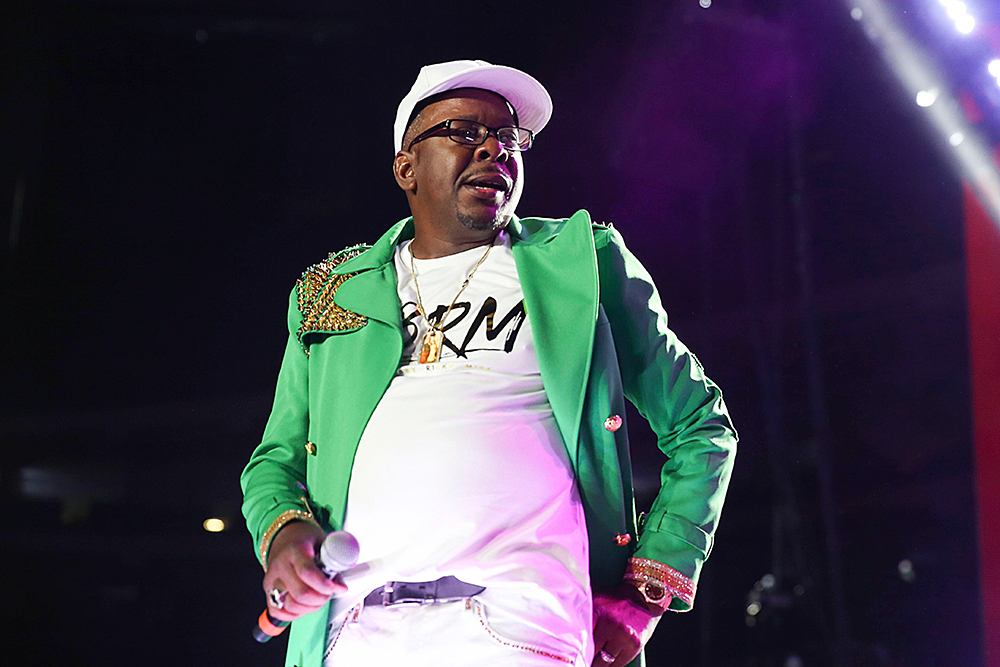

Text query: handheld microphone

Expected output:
[253,530,360,643]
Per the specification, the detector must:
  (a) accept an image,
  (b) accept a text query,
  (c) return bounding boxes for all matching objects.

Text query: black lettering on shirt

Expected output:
[399,297,526,360]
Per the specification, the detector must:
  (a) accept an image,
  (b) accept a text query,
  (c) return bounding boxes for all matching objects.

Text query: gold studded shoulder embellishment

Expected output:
[296,244,371,354]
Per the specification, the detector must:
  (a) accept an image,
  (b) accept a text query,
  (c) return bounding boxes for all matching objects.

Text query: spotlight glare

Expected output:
[946,2,967,20]
[203,517,226,532]
[851,7,863,20]
[989,60,1000,78]
[950,132,965,146]
[916,89,939,107]
[956,14,975,34]
[699,0,711,7]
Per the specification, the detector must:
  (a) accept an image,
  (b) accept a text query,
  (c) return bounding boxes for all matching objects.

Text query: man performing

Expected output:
[241,60,737,667]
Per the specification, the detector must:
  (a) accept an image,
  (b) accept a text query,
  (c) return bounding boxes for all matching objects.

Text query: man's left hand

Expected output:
[591,586,665,667]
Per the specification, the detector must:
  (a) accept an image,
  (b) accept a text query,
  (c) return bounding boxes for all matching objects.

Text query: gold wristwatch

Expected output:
[624,574,672,610]
[623,558,697,611]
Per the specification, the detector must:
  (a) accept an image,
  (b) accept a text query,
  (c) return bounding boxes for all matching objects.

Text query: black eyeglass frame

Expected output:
[406,119,534,152]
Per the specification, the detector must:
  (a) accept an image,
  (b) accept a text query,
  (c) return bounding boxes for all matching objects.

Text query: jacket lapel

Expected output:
[511,210,599,467]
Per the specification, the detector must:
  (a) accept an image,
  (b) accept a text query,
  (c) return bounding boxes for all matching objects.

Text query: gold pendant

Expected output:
[419,329,444,363]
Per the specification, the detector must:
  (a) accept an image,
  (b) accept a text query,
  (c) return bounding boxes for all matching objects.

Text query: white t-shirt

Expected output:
[340,230,592,661]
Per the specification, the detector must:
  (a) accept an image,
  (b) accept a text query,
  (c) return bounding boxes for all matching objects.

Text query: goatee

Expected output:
[457,212,507,232]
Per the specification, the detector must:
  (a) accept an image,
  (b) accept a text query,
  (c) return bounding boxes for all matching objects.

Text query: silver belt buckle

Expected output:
[381,581,438,606]
[379,582,397,606]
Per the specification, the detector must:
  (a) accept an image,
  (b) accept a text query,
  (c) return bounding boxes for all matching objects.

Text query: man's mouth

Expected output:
[463,173,511,196]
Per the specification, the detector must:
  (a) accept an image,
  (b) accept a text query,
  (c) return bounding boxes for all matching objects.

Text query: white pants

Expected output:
[323,598,585,667]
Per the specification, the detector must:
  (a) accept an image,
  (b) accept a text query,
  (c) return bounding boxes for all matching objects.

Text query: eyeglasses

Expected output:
[406,119,534,152]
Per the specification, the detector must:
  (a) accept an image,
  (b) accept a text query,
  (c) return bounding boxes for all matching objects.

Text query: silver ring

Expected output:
[268,587,287,609]
[598,649,615,664]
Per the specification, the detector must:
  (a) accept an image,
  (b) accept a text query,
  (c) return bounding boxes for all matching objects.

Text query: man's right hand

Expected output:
[262,521,348,622]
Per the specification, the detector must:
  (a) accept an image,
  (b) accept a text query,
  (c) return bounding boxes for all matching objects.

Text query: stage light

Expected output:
[699,0,711,7]
[945,2,967,21]
[950,132,965,146]
[916,88,940,107]
[937,0,977,34]
[989,59,1000,78]
[203,517,226,532]
[746,602,761,616]
[851,7,864,20]
[847,0,1000,230]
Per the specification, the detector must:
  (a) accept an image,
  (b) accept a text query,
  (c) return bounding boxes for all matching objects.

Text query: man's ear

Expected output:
[393,151,416,193]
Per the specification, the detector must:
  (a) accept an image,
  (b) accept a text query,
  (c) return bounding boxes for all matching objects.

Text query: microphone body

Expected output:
[253,530,360,643]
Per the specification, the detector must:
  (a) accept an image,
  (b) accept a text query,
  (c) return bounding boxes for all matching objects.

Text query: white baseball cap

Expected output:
[394,59,553,152]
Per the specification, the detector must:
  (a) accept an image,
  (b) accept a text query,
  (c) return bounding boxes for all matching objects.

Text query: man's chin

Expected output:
[457,210,512,233]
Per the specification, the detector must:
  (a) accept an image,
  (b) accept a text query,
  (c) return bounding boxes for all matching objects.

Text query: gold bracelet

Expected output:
[624,557,697,609]
[259,508,321,570]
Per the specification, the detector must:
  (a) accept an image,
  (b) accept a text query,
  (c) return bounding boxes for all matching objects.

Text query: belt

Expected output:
[363,576,485,607]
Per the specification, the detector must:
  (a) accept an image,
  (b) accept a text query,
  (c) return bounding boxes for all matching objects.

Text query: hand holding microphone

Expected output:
[254,525,359,643]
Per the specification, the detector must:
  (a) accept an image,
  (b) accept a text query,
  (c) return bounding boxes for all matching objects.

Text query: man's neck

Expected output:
[409,228,500,259]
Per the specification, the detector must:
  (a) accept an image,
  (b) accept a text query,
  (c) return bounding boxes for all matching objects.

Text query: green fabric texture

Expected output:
[241,210,737,667]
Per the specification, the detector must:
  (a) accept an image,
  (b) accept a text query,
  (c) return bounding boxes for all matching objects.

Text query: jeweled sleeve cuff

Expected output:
[259,508,321,570]
[624,557,697,610]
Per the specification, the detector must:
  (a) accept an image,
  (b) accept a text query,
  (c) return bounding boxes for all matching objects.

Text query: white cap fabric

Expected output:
[394,59,553,151]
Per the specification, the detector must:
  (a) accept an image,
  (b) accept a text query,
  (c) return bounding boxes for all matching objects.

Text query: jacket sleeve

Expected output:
[595,225,737,610]
[240,287,318,568]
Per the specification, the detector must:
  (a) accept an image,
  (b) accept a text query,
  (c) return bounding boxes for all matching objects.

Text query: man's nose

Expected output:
[475,134,509,162]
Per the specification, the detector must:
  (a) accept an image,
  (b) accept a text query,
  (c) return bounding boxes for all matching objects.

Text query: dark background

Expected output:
[1,0,991,665]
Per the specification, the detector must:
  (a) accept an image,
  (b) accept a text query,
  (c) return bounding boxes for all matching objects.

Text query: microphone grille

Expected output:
[319,531,360,571]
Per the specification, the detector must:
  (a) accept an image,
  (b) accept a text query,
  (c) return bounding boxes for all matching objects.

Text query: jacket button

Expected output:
[615,533,631,546]
[304,441,317,455]
[604,415,622,432]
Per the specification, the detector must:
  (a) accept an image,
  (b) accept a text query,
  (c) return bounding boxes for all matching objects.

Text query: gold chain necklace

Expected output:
[409,236,495,363]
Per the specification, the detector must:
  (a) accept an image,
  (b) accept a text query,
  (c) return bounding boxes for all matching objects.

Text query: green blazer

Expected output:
[242,209,737,667]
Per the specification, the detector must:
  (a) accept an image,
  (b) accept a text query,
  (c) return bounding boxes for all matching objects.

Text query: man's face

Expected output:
[398,88,524,237]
